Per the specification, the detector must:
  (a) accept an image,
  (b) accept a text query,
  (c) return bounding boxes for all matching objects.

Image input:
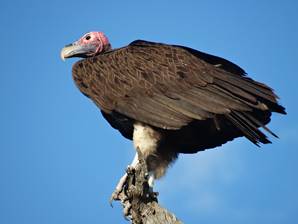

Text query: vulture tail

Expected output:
[241,112,278,138]
[225,111,272,145]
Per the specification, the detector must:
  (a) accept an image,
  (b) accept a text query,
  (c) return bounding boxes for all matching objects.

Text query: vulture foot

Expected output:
[109,166,135,205]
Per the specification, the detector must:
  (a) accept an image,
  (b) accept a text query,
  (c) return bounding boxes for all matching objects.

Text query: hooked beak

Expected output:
[60,42,95,61]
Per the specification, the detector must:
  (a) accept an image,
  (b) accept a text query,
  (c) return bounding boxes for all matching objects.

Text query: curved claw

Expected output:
[123,202,132,218]
[109,172,129,206]
[109,190,121,207]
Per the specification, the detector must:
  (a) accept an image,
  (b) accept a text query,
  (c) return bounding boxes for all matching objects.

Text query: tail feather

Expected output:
[242,112,278,138]
[225,111,272,145]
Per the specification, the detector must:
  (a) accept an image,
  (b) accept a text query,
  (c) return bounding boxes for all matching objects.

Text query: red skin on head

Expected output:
[78,31,111,55]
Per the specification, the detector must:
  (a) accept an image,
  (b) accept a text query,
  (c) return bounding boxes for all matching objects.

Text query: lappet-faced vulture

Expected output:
[61,31,286,192]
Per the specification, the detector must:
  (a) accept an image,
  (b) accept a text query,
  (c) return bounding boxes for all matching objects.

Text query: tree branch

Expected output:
[111,150,183,224]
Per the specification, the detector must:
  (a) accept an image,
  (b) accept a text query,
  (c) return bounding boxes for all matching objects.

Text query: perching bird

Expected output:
[61,31,286,192]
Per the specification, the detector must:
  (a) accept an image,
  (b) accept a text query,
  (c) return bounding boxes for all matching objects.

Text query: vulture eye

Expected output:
[85,35,91,40]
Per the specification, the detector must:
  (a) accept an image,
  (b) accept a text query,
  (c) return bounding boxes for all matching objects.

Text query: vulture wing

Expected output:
[72,40,285,150]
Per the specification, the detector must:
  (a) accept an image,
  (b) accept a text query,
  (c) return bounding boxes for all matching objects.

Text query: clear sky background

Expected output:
[0,0,297,223]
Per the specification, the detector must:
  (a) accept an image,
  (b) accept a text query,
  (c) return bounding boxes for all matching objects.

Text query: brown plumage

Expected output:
[61,32,286,180]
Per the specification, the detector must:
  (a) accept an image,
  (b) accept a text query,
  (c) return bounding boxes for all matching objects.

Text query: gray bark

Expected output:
[110,150,183,224]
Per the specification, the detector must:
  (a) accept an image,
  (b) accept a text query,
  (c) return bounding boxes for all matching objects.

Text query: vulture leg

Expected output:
[111,122,177,201]
[116,153,139,192]
[110,153,139,202]
[132,122,162,189]
[148,172,155,190]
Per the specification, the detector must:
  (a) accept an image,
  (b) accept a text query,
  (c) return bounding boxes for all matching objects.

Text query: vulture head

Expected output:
[61,31,111,60]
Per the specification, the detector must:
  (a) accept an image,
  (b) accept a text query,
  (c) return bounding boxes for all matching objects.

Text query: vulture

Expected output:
[61,31,286,191]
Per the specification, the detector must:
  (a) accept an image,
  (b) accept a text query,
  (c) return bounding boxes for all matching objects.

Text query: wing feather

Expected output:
[72,40,286,150]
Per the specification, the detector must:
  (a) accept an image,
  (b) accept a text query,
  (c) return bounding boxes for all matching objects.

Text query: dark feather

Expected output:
[72,40,286,152]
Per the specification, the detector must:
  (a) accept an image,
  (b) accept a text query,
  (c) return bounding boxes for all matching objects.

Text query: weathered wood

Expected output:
[111,149,183,224]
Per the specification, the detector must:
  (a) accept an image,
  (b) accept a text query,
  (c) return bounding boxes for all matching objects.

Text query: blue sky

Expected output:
[0,0,297,223]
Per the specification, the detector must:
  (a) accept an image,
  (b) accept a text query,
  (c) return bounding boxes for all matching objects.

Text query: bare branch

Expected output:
[111,150,183,224]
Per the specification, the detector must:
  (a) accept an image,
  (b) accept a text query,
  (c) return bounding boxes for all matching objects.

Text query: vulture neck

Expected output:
[103,43,112,52]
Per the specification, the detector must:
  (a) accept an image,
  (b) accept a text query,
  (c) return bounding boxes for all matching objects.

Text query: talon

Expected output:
[126,166,135,175]
[110,172,128,206]
[152,191,159,198]
[147,190,159,201]
[123,202,132,217]
[144,172,149,179]
[109,153,139,211]
[109,190,121,207]
[125,166,131,173]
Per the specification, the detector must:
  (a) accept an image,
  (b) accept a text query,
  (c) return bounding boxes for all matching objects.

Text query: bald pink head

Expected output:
[61,31,111,60]
[79,31,111,54]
